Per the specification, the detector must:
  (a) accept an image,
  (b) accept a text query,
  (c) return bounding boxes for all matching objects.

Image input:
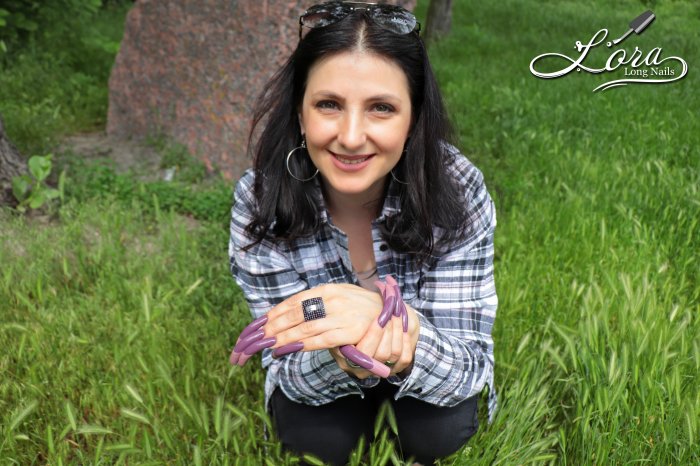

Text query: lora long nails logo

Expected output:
[529,10,688,92]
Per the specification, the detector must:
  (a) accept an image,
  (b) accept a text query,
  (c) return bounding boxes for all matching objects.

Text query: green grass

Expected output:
[0,2,130,156]
[1,0,699,464]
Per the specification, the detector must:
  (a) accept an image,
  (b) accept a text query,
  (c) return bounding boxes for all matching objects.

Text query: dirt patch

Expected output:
[56,131,165,181]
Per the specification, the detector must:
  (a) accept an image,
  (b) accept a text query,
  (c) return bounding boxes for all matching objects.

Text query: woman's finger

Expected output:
[391,329,414,376]
[373,318,394,363]
[390,315,403,363]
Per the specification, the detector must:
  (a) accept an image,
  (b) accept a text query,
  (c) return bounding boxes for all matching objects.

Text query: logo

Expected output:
[529,10,688,92]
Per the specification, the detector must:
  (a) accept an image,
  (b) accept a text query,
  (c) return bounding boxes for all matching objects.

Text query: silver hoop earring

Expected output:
[391,169,408,185]
[286,138,319,182]
[391,149,409,185]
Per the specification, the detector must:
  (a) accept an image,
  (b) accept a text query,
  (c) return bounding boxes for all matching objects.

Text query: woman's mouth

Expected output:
[329,151,375,171]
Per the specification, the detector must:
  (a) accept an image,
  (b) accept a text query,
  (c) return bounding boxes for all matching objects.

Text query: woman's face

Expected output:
[298,51,412,202]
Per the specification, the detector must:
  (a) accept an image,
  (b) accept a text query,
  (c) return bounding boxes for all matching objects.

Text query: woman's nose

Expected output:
[336,110,366,150]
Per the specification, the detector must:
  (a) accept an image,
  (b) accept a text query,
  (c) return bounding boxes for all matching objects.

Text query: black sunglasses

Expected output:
[299,2,421,39]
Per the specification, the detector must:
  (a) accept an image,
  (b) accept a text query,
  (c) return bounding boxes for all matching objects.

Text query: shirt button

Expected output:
[379,244,388,251]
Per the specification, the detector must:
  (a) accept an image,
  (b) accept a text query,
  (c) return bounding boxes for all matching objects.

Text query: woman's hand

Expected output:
[262,283,384,352]
[328,302,421,379]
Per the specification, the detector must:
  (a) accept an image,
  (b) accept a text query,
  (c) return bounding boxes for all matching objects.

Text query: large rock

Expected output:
[107,0,416,181]
[0,114,27,207]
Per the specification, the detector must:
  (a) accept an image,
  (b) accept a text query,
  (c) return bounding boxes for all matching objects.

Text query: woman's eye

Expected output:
[315,100,339,110]
[373,103,395,113]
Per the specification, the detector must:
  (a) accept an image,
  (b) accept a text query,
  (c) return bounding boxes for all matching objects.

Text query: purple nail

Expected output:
[385,275,398,287]
[239,315,268,340]
[272,342,304,358]
[339,345,391,378]
[377,295,396,328]
[238,337,277,366]
[230,328,266,365]
[243,337,277,356]
[234,328,265,353]
[400,300,408,333]
[375,280,387,298]
[392,285,402,317]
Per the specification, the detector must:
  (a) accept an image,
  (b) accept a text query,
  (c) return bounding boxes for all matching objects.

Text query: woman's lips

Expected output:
[329,151,375,171]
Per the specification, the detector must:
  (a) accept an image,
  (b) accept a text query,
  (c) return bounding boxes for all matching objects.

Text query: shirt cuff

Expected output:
[394,312,459,402]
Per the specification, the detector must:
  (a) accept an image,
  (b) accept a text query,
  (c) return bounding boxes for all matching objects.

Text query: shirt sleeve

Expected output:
[396,159,498,415]
[228,171,363,405]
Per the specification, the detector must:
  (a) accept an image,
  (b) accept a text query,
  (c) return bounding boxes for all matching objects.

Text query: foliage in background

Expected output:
[11,154,63,212]
[0,1,130,156]
[0,0,699,463]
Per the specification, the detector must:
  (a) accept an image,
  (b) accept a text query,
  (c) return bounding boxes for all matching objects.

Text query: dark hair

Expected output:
[244,11,469,265]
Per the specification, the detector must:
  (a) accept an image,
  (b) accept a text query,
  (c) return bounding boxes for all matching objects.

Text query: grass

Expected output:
[1,0,699,464]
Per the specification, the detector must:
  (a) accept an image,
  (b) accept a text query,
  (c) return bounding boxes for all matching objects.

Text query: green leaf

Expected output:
[11,175,31,201]
[29,190,47,209]
[45,188,61,200]
[28,155,52,182]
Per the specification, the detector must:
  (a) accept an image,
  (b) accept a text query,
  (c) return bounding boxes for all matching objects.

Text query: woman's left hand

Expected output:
[251,283,385,354]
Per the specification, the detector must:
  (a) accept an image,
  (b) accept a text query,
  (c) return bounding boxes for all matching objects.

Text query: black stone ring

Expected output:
[302,297,326,321]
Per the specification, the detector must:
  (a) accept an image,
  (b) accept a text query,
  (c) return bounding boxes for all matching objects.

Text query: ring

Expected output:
[345,357,362,368]
[385,361,396,367]
[302,297,326,321]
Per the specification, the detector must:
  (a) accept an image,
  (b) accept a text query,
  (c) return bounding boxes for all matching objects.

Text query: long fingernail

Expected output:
[230,328,265,365]
[377,296,395,328]
[229,349,240,365]
[234,328,265,353]
[340,345,391,378]
[386,275,398,287]
[243,337,277,356]
[239,315,268,340]
[401,303,408,333]
[375,280,387,297]
[392,285,402,317]
[238,337,277,366]
[272,342,304,358]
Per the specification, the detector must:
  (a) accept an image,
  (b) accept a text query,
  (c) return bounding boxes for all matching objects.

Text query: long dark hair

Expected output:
[244,11,469,265]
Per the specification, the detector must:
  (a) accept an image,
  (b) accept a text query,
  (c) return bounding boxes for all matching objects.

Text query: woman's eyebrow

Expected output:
[310,91,402,102]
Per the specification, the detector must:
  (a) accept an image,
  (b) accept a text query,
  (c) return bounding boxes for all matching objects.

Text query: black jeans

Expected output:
[270,380,479,465]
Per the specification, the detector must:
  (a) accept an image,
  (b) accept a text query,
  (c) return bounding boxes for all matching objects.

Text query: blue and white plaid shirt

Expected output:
[229,150,498,421]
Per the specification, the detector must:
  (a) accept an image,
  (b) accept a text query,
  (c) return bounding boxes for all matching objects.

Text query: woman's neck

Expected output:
[322,177,387,221]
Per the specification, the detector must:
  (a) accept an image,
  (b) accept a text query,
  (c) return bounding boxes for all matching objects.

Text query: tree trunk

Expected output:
[0,113,27,207]
[424,0,453,46]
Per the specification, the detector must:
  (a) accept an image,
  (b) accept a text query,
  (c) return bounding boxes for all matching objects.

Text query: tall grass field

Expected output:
[1,0,698,464]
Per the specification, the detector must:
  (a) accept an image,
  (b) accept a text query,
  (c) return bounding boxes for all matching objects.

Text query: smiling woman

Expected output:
[228,2,498,465]
[300,52,412,203]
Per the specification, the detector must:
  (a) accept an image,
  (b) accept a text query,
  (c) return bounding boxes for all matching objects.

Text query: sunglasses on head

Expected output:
[299,1,421,39]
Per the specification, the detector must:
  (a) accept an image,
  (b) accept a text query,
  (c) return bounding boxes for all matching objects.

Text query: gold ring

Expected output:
[385,361,396,367]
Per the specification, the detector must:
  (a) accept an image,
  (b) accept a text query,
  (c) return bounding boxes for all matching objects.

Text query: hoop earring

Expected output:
[286,138,319,182]
[391,149,409,185]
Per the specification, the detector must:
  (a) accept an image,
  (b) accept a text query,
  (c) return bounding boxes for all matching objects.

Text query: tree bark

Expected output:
[424,0,453,46]
[0,113,27,207]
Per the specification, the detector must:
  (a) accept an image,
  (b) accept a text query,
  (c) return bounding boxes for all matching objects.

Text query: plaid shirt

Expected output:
[229,150,498,421]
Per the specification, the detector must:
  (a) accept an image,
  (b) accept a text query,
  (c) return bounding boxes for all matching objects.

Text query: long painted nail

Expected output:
[375,280,387,297]
[230,328,265,365]
[377,295,396,328]
[272,342,304,358]
[392,285,403,317]
[244,337,277,356]
[238,337,277,366]
[400,300,409,333]
[385,275,398,287]
[239,315,268,340]
[340,345,390,378]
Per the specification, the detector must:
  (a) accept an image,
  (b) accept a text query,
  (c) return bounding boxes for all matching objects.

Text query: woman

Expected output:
[228,2,497,464]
